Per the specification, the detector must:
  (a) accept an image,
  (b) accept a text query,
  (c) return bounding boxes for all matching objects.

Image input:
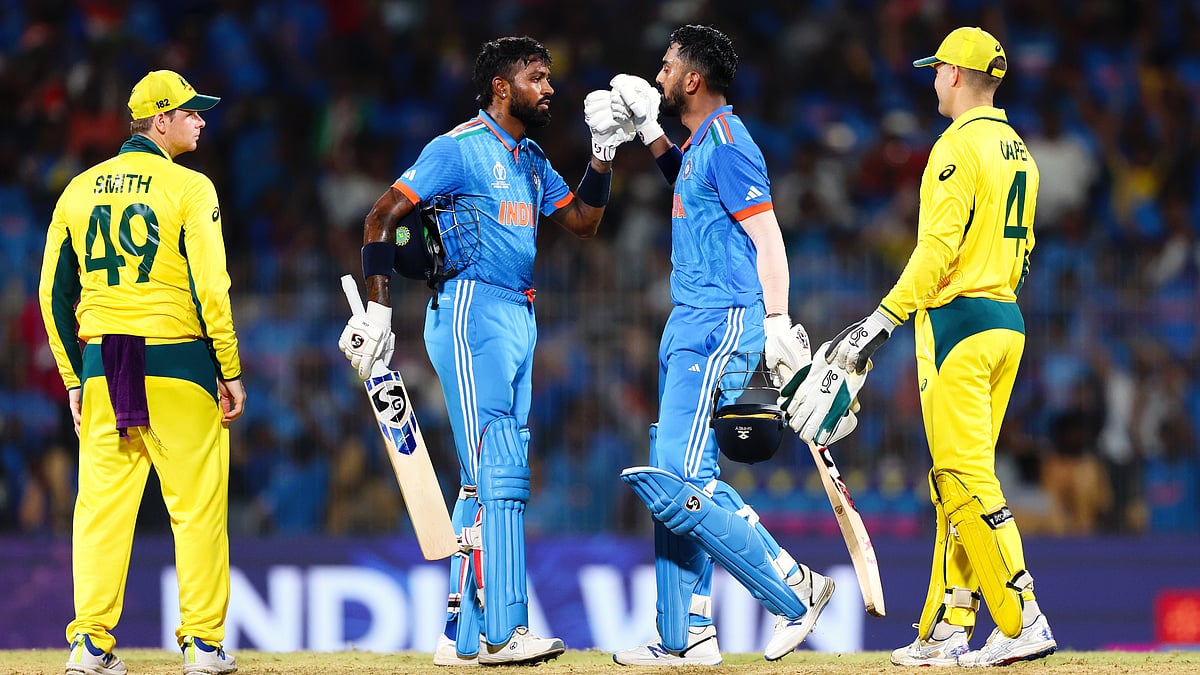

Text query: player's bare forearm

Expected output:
[362,188,417,306]
[552,193,605,238]
[646,135,674,158]
[589,155,612,174]
[552,165,609,239]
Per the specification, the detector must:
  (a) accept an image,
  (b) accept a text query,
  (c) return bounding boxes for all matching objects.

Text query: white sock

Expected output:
[931,621,963,640]
[1022,599,1042,625]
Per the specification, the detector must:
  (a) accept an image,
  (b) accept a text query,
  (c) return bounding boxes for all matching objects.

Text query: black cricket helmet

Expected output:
[393,194,482,289]
[710,351,786,464]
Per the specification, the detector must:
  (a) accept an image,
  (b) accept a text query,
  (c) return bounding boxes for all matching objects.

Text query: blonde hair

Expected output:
[129,109,178,135]
[960,56,1006,93]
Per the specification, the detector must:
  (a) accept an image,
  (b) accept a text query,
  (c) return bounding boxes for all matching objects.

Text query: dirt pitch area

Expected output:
[3,648,1198,674]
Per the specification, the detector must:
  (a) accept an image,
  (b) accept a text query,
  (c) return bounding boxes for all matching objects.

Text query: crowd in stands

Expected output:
[1,0,1197,539]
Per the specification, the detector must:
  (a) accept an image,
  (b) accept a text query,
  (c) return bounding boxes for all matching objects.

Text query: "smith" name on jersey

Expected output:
[93,173,153,195]
[498,200,535,227]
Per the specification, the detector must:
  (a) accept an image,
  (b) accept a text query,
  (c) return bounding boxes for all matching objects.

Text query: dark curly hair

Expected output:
[472,36,552,108]
[668,25,738,94]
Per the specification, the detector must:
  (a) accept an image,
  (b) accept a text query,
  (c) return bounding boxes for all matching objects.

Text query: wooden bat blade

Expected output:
[807,440,886,617]
[364,368,459,560]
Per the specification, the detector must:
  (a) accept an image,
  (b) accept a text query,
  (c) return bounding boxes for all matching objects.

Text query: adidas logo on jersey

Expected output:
[689,364,701,372]
[745,186,763,200]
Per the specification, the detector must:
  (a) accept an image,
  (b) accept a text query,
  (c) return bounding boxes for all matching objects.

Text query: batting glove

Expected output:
[764,315,812,385]
[825,308,896,374]
[584,89,635,162]
[609,74,664,145]
[338,301,395,379]
[779,341,868,446]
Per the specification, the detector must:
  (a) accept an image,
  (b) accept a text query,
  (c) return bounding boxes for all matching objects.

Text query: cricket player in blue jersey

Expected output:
[603,25,838,665]
[338,36,633,666]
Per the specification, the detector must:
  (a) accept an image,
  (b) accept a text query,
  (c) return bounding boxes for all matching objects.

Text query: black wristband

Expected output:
[655,145,683,183]
[575,162,611,207]
[361,241,395,278]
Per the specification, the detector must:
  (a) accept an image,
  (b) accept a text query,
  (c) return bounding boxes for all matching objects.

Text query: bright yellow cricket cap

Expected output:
[913,27,1006,78]
[127,70,220,120]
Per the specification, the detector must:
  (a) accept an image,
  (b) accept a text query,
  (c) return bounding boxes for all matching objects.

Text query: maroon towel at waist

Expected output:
[100,334,149,437]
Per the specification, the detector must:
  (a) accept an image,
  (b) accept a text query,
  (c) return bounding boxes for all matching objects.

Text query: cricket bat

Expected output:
[807,438,886,616]
[341,274,459,560]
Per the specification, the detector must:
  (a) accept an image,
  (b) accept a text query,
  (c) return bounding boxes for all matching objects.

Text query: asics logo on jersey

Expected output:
[939,164,956,181]
[498,200,535,227]
[744,186,763,200]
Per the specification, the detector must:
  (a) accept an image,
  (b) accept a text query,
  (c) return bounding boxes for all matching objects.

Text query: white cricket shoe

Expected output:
[612,624,722,666]
[433,633,479,667]
[957,614,1057,667]
[65,634,126,675]
[890,625,970,666]
[764,568,835,660]
[181,636,237,674]
[478,626,565,666]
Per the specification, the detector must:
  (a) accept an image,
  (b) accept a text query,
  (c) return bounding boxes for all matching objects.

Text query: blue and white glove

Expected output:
[825,308,896,374]
[584,89,635,161]
[338,301,395,379]
[778,341,867,446]
[609,74,664,145]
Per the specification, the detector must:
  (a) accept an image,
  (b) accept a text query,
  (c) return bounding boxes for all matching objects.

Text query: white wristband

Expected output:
[639,121,665,146]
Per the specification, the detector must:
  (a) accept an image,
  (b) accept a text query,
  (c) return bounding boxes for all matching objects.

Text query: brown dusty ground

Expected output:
[4,648,1198,674]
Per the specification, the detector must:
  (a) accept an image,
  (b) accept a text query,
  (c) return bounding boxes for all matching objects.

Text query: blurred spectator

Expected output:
[1023,101,1099,229]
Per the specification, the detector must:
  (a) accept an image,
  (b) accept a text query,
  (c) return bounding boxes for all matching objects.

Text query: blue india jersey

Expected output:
[671,105,772,309]
[391,110,573,292]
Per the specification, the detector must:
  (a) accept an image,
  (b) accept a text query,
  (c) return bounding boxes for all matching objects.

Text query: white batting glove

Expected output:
[338,301,395,379]
[763,315,811,385]
[779,341,868,446]
[610,74,664,145]
[825,308,896,374]
[584,89,635,162]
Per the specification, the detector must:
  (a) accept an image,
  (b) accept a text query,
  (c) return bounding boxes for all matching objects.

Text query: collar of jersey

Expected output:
[681,105,734,151]
[948,106,1007,133]
[118,134,171,160]
[476,109,526,158]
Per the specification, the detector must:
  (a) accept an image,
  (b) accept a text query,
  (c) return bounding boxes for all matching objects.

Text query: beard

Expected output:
[510,95,552,128]
[659,82,682,118]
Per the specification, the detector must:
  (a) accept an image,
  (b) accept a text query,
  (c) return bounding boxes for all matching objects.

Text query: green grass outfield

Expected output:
[2,649,1197,674]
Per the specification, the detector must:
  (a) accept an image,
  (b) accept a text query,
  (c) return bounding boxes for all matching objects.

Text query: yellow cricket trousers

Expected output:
[913,297,1033,637]
[67,340,230,652]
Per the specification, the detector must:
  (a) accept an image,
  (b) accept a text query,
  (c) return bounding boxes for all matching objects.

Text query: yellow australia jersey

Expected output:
[40,135,241,389]
[880,106,1038,324]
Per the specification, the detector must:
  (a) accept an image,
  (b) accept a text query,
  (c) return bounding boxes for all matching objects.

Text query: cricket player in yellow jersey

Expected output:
[793,28,1058,667]
[40,70,243,675]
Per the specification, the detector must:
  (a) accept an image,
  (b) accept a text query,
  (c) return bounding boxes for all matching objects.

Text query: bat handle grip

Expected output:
[341,274,366,315]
